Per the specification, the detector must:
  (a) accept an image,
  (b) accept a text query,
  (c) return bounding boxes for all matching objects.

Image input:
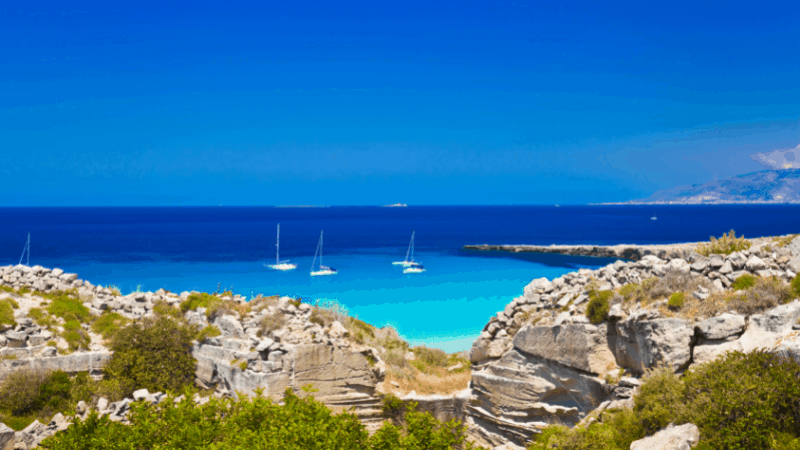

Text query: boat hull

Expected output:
[267,263,297,271]
[310,269,337,276]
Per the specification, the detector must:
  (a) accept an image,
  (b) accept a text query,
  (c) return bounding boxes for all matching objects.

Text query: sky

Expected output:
[1,0,799,206]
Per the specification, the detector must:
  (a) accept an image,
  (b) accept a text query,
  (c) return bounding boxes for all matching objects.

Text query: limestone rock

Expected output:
[0,422,13,450]
[787,236,800,257]
[745,256,768,272]
[630,423,700,450]
[718,260,733,274]
[787,255,800,274]
[695,313,745,340]
[613,318,692,373]
[513,324,618,375]
[213,315,246,339]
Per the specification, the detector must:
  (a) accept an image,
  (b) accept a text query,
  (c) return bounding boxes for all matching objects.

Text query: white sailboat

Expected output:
[650,210,658,221]
[403,262,425,274]
[310,230,337,276]
[266,224,297,271]
[393,231,418,267]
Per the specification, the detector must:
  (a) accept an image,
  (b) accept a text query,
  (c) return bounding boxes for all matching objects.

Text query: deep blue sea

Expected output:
[2,205,800,352]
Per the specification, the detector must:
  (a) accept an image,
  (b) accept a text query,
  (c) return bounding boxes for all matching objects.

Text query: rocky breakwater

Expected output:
[465,236,800,448]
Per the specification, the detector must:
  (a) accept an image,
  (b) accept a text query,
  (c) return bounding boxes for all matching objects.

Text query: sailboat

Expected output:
[310,230,337,276]
[392,231,418,267]
[266,224,297,271]
[650,210,658,221]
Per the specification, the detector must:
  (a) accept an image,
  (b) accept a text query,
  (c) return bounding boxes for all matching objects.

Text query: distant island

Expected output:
[605,169,800,204]
[382,203,408,207]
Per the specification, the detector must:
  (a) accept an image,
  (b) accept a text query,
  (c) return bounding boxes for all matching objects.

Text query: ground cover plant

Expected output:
[40,387,486,450]
[528,349,800,450]
[0,369,94,431]
[585,290,612,324]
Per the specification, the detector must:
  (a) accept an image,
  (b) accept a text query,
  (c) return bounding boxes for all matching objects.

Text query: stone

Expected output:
[718,260,733,274]
[695,313,745,340]
[5,331,26,348]
[629,422,700,450]
[608,304,625,321]
[613,318,692,373]
[51,268,64,277]
[787,236,800,257]
[787,255,800,274]
[513,324,618,375]
[133,389,150,401]
[689,260,708,272]
[255,338,275,352]
[745,256,768,271]
[213,315,247,339]
[668,259,690,274]
[329,321,348,338]
[0,422,13,450]
[97,398,109,412]
[524,278,552,296]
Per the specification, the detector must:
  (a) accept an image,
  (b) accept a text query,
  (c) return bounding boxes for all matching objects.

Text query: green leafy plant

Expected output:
[102,315,197,398]
[0,299,15,327]
[44,290,91,323]
[730,274,756,291]
[586,290,612,324]
[196,324,221,342]
[41,388,487,450]
[667,292,685,310]
[90,311,130,340]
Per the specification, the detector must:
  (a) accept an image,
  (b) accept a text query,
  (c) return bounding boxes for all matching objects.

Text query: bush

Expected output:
[28,307,57,329]
[792,274,800,297]
[0,369,73,418]
[45,290,91,323]
[529,350,800,450]
[728,277,793,315]
[62,320,91,352]
[103,315,197,398]
[180,292,247,320]
[586,290,612,324]
[91,311,130,340]
[667,292,685,310]
[196,324,221,342]
[41,388,487,450]
[258,310,286,337]
[731,274,756,291]
[0,299,15,327]
[696,229,751,256]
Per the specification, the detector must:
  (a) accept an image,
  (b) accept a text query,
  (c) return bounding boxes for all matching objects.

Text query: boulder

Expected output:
[213,315,247,339]
[745,256,768,272]
[695,313,745,340]
[718,261,733,274]
[668,259,690,274]
[727,252,747,270]
[524,278,552,296]
[787,236,800,257]
[630,423,700,450]
[513,324,618,375]
[787,255,800,274]
[0,422,13,450]
[613,318,692,373]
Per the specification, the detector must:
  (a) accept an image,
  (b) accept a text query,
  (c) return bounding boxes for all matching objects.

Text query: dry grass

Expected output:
[383,365,471,396]
[248,295,280,311]
[655,276,793,320]
[772,234,799,248]
[257,310,287,337]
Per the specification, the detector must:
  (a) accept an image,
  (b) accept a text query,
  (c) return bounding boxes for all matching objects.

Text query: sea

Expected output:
[2,205,800,352]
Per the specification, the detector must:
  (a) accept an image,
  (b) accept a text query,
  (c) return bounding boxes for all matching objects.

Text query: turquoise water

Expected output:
[60,249,615,352]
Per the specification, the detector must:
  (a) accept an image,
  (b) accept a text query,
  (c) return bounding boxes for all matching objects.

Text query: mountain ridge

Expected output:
[611,169,800,204]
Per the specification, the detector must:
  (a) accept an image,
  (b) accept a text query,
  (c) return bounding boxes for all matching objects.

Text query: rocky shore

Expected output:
[2,234,800,448]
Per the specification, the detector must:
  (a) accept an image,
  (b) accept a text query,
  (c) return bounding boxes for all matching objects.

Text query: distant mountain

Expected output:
[627,169,800,204]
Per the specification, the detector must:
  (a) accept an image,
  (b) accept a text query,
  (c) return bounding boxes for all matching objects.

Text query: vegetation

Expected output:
[44,290,91,323]
[28,307,58,329]
[196,324,222,342]
[528,350,800,450]
[102,315,197,399]
[773,234,799,248]
[585,290,612,324]
[180,292,248,320]
[667,292,685,310]
[0,369,94,431]
[41,387,486,450]
[62,320,91,352]
[696,229,751,256]
[731,273,757,291]
[0,298,16,327]
[791,273,800,297]
[90,311,130,340]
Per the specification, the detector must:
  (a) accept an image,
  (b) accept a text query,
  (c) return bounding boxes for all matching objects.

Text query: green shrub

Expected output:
[41,388,487,450]
[152,300,182,319]
[6,298,18,309]
[728,277,793,315]
[731,274,756,291]
[667,292,685,310]
[196,324,221,342]
[696,229,751,256]
[45,290,91,323]
[62,320,91,351]
[0,299,15,327]
[586,290,612,324]
[180,292,245,320]
[103,315,197,398]
[90,311,130,340]
[0,369,72,417]
[28,307,57,328]
[792,274,800,297]
[239,361,248,371]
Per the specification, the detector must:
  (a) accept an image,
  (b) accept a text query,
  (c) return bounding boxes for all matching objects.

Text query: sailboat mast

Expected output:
[276,224,280,264]
[405,231,414,263]
[320,230,324,268]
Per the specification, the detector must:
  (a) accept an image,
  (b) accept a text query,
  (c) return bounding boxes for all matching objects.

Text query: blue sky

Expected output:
[1,0,799,206]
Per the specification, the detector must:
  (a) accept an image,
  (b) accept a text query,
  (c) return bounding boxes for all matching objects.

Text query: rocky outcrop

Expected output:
[629,423,700,450]
[463,236,800,448]
[464,243,706,262]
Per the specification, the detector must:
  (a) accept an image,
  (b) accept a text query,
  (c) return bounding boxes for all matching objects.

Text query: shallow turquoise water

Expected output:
[63,249,615,352]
